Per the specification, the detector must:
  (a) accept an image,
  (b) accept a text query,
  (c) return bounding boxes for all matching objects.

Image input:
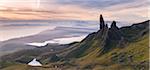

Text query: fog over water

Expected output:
[0,20,130,42]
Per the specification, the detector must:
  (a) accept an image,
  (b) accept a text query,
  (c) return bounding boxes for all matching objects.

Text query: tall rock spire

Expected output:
[100,14,105,29]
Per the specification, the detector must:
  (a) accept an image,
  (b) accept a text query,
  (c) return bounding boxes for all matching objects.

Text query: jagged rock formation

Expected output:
[0,15,149,70]
[66,15,149,58]
[66,14,125,57]
[102,21,123,53]
[100,14,105,29]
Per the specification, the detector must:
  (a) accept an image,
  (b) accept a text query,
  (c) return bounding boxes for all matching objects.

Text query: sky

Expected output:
[0,0,149,23]
[0,0,149,41]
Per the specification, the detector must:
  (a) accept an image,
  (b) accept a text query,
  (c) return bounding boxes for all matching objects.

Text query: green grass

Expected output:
[1,20,149,70]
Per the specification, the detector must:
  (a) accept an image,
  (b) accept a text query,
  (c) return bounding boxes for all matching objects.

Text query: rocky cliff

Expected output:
[0,15,149,70]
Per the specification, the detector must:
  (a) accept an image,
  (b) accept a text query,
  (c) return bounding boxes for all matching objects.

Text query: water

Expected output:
[27,35,87,46]
[0,20,99,41]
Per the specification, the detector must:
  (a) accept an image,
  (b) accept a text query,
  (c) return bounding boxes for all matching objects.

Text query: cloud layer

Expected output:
[55,0,136,9]
[0,0,149,23]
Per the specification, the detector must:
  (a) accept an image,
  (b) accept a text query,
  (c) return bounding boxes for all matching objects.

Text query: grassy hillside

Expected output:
[75,32,149,70]
[62,20,149,70]
[1,19,149,70]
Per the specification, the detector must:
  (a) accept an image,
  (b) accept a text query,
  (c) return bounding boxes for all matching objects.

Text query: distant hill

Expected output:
[0,15,149,70]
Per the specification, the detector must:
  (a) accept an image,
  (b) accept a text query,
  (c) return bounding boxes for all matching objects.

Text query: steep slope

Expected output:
[120,20,149,41]
[64,15,124,59]
[76,30,149,70]
[61,15,149,69]
[65,15,109,58]
[0,15,149,70]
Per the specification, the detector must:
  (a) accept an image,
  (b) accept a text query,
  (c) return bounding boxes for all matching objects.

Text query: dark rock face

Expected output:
[100,14,105,29]
[109,21,121,40]
[120,20,149,41]
[0,14,149,70]
[66,14,127,57]
[97,15,124,53]
[111,21,119,30]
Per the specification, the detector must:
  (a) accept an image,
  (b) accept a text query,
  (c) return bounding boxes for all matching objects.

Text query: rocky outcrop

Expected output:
[111,21,119,29]
[0,14,149,70]
[99,14,109,30]
[102,20,123,53]
[109,21,121,40]
[100,14,106,29]
[65,15,149,62]
[66,14,124,57]
[96,15,124,54]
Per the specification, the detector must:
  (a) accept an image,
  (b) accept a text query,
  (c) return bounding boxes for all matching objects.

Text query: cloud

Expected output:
[55,0,147,9]
[0,0,148,23]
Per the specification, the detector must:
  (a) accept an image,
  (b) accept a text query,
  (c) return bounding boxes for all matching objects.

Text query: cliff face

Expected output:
[63,15,149,70]
[102,21,123,53]
[0,15,149,70]
[99,14,105,29]
[66,15,125,57]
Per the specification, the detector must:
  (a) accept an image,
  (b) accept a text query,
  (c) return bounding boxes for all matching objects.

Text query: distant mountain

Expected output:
[0,15,149,70]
